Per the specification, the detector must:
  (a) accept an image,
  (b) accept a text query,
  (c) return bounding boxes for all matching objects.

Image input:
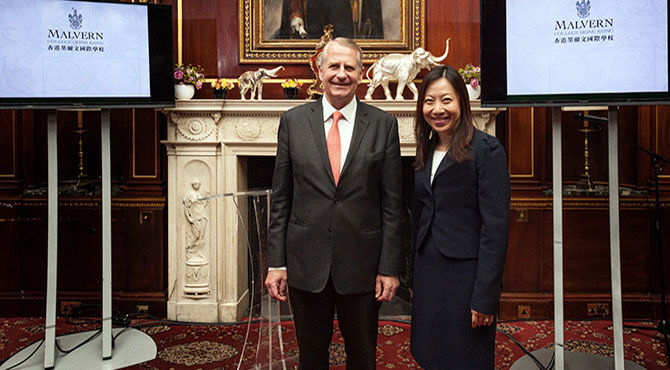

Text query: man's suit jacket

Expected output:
[412,130,510,314]
[268,98,403,294]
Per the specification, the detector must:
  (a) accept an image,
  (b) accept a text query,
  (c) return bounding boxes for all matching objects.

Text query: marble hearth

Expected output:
[162,100,504,322]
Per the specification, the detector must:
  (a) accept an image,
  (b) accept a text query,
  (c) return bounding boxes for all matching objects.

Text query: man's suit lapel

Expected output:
[340,99,370,179]
[308,99,337,185]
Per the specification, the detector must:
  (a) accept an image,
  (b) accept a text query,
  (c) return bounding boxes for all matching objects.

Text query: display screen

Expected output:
[0,0,174,109]
[481,0,670,107]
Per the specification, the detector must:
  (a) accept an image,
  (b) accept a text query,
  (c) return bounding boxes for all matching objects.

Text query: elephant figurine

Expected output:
[238,66,284,100]
[364,39,450,101]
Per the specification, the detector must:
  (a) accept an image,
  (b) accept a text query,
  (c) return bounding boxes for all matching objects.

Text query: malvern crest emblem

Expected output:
[68,8,82,30]
[576,0,591,18]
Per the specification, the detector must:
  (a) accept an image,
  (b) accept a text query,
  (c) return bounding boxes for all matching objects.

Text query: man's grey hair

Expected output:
[318,37,364,70]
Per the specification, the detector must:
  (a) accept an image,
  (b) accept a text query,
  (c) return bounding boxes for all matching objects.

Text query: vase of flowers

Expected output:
[211,78,234,99]
[281,78,303,99]
[458,63,481,100]
[174,64,205,100]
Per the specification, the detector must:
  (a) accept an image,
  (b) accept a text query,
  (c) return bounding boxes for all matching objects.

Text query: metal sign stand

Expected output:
[550,106,625,369]
[552,107,565,370]
[45,111,59,369]
[606,106,625,370]
[513,106,638,370]
[512,106,644,369]
[0,110,156,370]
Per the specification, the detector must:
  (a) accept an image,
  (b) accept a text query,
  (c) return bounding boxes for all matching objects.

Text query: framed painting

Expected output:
[239,0,425,63]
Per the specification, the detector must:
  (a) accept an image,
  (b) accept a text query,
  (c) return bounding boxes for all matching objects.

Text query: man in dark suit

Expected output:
[274,0,384,39]
[265,37,402,369]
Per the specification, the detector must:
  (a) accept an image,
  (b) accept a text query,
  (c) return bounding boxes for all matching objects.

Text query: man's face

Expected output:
[318,42,362,109]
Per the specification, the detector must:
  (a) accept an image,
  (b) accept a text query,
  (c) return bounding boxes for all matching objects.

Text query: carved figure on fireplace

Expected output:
[183,179,208,262]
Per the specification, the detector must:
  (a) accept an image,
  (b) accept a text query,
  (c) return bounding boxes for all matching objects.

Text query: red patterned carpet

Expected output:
[0,318,668,369]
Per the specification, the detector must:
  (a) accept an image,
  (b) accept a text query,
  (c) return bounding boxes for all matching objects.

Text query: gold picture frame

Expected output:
[239,0,425,64]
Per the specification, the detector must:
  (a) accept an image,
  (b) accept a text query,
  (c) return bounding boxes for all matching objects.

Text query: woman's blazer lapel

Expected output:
[431,151,456,189]
[418,149,433,195]
[417,147,456,194]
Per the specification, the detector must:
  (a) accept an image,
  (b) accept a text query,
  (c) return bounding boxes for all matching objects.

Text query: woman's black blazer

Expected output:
[413,129,511,314]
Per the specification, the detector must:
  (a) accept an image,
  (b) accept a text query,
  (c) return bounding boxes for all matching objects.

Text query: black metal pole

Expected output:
[652,157,670,363]
[616,137,670,365]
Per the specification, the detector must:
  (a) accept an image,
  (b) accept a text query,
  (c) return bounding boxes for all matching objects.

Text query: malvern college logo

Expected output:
[553,0,613,45]
[68,8,82,30]
[576,0,591,18]
[46,5,105,53]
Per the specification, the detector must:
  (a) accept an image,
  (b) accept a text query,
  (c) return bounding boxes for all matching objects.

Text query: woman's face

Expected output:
[422,77,461,136]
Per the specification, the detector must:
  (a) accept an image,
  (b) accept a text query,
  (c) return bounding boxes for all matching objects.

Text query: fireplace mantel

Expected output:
[161,99,504,322]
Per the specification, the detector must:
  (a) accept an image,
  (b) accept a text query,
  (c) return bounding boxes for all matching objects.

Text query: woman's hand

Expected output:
[471,309,495,329]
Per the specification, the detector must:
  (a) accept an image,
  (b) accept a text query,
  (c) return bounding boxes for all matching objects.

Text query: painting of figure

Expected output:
[263,0,400,40]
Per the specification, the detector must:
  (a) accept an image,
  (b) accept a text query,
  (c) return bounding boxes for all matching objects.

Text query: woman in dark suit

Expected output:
[410,65,510,369]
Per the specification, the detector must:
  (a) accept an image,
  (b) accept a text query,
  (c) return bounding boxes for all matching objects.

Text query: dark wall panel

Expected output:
[0,112,16,179]
[507,108,535,179]
[503,209,544,293]
[132,109,160,179]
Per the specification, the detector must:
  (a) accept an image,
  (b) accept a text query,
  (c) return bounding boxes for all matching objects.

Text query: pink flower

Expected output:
[174,70,183,80]
[196,81,203,90]
[470,79,479,88]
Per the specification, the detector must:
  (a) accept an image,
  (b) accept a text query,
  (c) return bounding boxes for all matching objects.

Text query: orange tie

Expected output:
[327,111,343,186]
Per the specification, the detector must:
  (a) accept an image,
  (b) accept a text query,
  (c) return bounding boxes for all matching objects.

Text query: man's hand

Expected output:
[265,270,288,301]
[375,275,399,302]
[290,17,308,38]
[471,309,495,328]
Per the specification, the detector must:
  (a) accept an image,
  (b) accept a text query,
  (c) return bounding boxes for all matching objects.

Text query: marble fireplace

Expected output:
[162,100,503,323]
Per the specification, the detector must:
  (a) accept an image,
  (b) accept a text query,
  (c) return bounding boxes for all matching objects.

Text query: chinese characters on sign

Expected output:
[555,35,614,44]
[47,45,104,52]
